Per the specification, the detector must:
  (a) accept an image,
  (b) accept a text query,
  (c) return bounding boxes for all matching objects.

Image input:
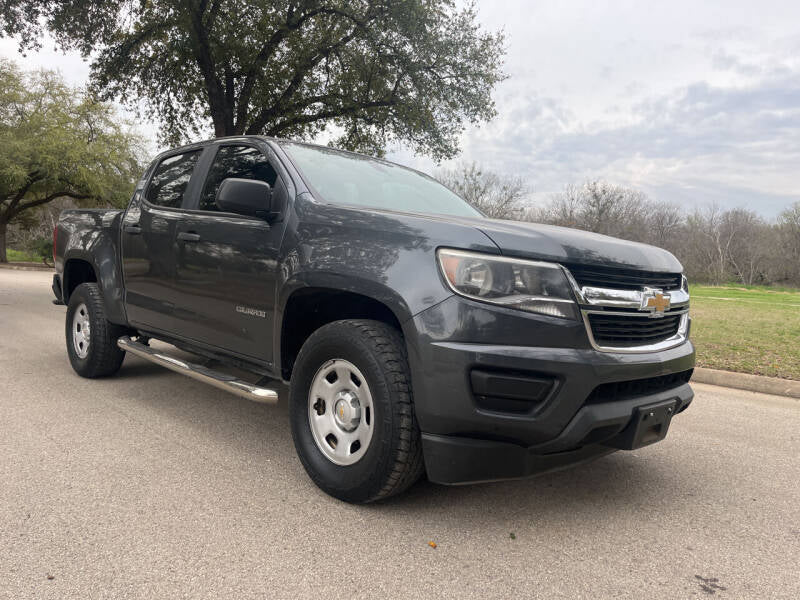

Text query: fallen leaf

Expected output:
[428,541,437,549]
[509,532,516,540]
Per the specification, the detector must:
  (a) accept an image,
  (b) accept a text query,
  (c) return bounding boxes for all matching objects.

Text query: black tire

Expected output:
[289,319,425,503]
[65,283,126,378]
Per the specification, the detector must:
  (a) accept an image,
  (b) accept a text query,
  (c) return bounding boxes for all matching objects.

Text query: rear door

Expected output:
[170,141,290,365]
[121,148,204,333]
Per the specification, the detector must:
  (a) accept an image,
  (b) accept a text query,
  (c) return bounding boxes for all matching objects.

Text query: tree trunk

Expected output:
[0,220,7,263]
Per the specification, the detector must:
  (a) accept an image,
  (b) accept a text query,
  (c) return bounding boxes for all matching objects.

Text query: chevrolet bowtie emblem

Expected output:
[641,288,671,317]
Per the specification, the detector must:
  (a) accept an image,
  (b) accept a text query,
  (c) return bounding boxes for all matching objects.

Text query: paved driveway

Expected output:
[1,269,798,599]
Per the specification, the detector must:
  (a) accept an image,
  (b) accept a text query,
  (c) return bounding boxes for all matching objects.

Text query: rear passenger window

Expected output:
[145,151,202,208]
[198,145,278,211]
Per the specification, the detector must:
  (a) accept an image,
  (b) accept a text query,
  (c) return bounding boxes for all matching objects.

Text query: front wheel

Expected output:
[65,283,126,378]
[289,320,424,503]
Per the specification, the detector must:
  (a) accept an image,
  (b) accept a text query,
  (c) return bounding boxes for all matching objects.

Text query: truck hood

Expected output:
[411,215,681,272]
[344,204,683,272]
[474,218,682,272]
[302,200,683,273]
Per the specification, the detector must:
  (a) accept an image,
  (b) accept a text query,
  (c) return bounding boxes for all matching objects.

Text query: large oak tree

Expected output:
[1,1,505,158]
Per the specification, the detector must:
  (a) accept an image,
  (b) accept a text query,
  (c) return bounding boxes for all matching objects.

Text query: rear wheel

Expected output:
[289,319,424,503]
[65,283,126,378]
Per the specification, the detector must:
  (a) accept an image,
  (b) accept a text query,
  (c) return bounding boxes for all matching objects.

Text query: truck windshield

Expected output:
[281,142,483,218]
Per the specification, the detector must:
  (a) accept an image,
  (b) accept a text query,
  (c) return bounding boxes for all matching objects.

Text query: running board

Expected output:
[117,336,279,404]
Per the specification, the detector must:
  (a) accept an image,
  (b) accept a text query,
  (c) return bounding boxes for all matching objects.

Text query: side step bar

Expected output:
[117,336,279,404]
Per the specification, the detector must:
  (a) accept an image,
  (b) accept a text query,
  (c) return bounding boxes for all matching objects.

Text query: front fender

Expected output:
[272,196,500,374]
[278,195,499,316]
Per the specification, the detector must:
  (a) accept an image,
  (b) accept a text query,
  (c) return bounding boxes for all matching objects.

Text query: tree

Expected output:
[1,1,505,158]
[436,162,528,219]
[644,200,683,250]
[722,209,770,286]
[679,206,777,285]
[0,60,143,262]
[536,180,665,242]
[773,202,800,285]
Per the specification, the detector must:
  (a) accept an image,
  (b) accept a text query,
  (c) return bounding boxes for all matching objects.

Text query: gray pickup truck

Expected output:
[52,136,695,503]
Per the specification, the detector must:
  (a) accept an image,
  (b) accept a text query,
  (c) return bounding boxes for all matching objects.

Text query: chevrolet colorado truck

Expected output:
[52,136,695,503]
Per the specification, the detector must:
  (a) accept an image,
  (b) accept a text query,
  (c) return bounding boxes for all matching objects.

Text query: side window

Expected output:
[198,145,278,211]
[145,151,202,208]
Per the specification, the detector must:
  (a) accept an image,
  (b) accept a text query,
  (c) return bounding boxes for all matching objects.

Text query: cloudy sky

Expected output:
[394,0,800,217]
[2,0,799,217]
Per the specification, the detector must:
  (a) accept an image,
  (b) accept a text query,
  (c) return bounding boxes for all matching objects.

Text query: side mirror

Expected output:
[215,178,272,219]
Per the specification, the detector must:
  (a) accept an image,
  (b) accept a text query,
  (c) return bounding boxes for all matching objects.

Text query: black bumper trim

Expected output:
[531,382,693,453]
[422,433,616,485]
[421,383,694,485]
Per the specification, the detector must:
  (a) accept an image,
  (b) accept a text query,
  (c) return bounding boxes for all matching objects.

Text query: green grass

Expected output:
[690,284,800,380]
[6,248,42,262]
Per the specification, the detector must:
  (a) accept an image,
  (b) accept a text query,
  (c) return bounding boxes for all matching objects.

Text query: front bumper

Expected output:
[421,384,692,484]
[404,295,696,484]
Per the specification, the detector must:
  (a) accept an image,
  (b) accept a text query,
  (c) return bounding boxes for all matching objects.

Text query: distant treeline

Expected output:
[438,165,800,287]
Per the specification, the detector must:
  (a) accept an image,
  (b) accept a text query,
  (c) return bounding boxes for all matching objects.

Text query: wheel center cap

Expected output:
[333,391,361,432]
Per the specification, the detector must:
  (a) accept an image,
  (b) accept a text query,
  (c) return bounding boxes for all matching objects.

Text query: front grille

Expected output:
[568,264,682,291]
[585,369,693,405]
[588,312,682,346]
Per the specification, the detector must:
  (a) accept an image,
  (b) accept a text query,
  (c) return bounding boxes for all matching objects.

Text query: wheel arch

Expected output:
[278,284,407,381]
[62,248,127,325]
[62,257,97,302]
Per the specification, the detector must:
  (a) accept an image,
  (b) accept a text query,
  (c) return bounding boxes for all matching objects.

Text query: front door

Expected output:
[171,142,288,365]
[121,149,204,333]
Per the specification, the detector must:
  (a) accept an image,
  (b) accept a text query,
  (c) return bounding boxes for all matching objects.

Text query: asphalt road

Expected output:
[1,269,799,599]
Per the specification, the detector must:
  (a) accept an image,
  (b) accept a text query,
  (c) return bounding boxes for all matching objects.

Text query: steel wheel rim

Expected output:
[72,303,91,359]
[308,359,374,466]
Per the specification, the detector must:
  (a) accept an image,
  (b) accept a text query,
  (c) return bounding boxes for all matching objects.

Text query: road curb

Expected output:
[692,367,800,399]
[0,262,54,271]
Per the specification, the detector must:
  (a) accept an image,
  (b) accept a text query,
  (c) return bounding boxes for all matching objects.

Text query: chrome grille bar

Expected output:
[562,266,691,353]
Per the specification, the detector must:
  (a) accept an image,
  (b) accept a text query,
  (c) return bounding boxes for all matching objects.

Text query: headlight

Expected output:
[437,248,579,320]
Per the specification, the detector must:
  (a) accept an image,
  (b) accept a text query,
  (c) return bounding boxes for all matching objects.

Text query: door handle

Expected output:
[124,224,141,235]
[177,232,201,242]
